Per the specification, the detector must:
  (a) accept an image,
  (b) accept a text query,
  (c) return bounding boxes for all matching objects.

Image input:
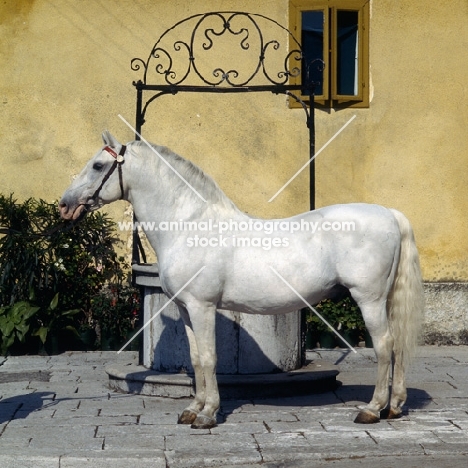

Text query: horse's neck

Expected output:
[130,191,243,224]
[127,162,243,221]
[129,185,246,261]
[126,144,246,250]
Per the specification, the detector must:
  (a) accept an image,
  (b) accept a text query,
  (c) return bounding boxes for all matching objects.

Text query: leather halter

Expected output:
[90,145,126,201]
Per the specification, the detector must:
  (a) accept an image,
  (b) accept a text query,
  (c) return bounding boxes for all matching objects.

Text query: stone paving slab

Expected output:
[2,347,468,467]
[61,452,167,468]
[166,432,263,467]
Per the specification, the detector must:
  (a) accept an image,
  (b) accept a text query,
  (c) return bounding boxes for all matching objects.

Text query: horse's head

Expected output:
[59,131,127,221]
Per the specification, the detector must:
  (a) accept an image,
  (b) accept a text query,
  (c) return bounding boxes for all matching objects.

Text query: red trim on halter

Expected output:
[103,146,118,158]
[103,145,126,163]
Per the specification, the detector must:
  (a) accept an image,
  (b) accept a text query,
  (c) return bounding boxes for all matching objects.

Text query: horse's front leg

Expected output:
[177,306,206,425]
[180,303,219,429]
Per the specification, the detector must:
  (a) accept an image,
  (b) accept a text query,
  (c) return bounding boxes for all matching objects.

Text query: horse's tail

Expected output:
[387,209,424,368]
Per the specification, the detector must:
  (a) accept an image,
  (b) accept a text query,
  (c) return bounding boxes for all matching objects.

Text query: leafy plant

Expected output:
[306,295,365,334]
[305,306,332,333]
[32,293,81,349]
[0,193,135,355]
[334,297,364,330]
[90,284,140,350]
[0,301,40,355]
[0,194,126,311]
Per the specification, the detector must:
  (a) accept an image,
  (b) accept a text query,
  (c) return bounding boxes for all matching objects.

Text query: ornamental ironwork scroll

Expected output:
[130,11,321,263]
[131,11,321,129]
[132,12,302,86]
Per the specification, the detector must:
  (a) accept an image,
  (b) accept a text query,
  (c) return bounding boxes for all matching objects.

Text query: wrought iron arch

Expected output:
[130,11,321,263]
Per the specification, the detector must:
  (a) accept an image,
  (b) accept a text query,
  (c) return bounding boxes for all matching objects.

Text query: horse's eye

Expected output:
[93,162,104,171]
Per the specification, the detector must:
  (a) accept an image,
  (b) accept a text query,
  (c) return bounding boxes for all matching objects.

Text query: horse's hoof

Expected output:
[354,409,380,424]
[178,409,198,425]
[191,414,217,429]
[386,408,402,420]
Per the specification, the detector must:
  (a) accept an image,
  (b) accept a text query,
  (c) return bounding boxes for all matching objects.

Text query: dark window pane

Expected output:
[302,11,324,95]
[336,10,359,95]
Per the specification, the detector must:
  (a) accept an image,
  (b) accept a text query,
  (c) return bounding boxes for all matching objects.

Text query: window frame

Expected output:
[289,0,370,108]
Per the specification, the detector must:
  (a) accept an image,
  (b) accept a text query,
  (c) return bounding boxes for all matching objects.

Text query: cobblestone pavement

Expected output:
[1,346,468,467]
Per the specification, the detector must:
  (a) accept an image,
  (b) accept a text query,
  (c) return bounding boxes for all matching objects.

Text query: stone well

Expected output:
[106,263,339,398]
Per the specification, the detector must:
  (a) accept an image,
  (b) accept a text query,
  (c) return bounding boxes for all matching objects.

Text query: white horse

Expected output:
[59,131,424,429]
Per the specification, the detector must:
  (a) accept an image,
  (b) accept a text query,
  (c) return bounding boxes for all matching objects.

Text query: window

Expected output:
[289,0,370,108]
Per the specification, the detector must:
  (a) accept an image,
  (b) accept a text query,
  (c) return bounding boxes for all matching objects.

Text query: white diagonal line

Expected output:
[117,266,206,353]
[118,114,207,203]
[269,266,357,353]
[268,115,357,203]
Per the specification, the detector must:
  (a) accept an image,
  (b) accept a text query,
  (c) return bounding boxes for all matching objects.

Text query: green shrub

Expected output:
[306,295,365,335]
[0,300,40,355]
[0,194,138,355]
[90,284,140,351]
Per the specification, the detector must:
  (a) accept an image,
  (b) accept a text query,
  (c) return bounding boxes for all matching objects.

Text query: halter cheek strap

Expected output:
[90,144,126,201]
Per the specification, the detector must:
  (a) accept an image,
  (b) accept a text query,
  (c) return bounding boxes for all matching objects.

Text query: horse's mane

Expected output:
[130,141,239,211]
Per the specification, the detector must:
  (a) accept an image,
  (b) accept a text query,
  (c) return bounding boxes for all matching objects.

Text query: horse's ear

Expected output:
[101,131,120,148]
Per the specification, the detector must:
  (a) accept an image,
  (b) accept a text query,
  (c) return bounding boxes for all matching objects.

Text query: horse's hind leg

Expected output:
[177,306,206,425]
[388,349,406,419]
[354,300,394,424]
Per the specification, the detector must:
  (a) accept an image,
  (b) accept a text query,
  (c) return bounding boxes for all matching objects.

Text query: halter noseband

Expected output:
[90,144,126,202]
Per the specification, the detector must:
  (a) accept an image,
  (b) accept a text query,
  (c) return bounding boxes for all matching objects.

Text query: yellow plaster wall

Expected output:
[314,0,468,281]
[0,0,467,280]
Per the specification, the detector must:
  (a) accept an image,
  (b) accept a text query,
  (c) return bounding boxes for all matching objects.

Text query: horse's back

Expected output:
[216,203,401,313]
[286,203,400,249]
[293,202,396,225]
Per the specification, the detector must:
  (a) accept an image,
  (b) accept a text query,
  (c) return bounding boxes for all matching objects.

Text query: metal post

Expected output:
[309,93,315,211]
[132,84,143,266]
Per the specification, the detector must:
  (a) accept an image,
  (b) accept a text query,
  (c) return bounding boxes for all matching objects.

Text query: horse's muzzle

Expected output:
[58,201,89,221]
